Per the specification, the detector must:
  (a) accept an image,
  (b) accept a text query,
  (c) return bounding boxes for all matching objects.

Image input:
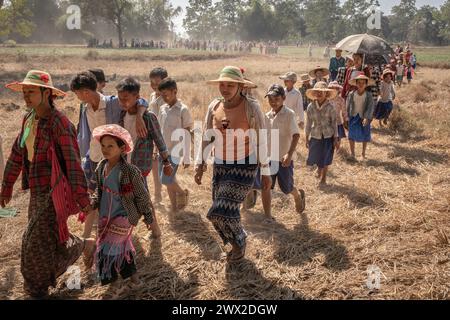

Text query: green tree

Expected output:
[341,0,380,35]
[215,0,242,39]
[270,0,306,41]
[0,0,35,40]
[438,0,450,41]
[183,0,218,40]
[408,5,442,45]
[304,0,340,43]
[390,0,417,42]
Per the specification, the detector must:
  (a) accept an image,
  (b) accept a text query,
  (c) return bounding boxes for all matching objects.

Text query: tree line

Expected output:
[1,0,450,46]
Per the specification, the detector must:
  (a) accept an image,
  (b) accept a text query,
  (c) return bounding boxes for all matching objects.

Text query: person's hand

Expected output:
[163,163,174,176]
[144,222,152,231]
[261,175,272,191]
[344,120,349,130]
[136,116,148,138]
[305,139,310,149]
[281,154,292,167]
[298,122,304,130]
[362,119,370,127]
[0,195,11,208]
[194,169,203,185]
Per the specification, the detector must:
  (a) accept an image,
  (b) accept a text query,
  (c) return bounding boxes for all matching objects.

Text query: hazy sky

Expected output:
[170,0,446,34]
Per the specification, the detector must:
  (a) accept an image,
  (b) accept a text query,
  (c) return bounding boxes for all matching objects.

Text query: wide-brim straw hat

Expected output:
[207,66,247,85]
[5,70,66,97]
[299,73,311,82]
[308,66,330,79]
[243,78,257,89]
[93,124,134,154]
[381,69,395,79]
[349,72,376,87]
[306,81,338,100]
[328,81,343,91]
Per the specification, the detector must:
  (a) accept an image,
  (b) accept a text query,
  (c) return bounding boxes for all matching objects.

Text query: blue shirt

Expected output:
[99,164,127,219]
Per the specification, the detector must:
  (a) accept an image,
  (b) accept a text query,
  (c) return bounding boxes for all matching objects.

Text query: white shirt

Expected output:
[124,113,138,163]
[158,100,194,153]
[150,92,165,116]
[266,106,300,162]
[352,92,366,118]
[86,94,107,162]
[284,87,305,124]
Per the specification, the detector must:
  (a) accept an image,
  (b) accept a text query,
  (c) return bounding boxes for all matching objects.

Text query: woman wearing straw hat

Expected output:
[194,66,271,262]
[346,72,375,160]
[309,66,330,87]
[305,82,340,186]
[0,70,95,298]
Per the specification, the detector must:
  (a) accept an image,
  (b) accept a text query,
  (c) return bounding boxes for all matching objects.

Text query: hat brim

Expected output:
[349,78,376,87]
[5,81,67,97]
[243,79,257,89]
[306,88,337,101]
[308,68,330,79]
[207,77,247,85]
[93,131,133,154]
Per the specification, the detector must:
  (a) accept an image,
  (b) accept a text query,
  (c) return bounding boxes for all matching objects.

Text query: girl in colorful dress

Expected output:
[91,125,153,292]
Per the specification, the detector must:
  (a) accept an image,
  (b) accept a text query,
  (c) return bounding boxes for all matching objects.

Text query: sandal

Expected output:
[263,216,276,224]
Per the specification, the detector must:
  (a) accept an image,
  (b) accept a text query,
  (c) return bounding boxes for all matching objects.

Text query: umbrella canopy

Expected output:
[335,33,394,56]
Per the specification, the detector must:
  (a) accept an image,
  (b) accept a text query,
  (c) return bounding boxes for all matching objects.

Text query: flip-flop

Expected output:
[263,217,276,224]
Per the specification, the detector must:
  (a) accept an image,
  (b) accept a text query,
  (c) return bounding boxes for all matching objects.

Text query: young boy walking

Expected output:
[157,78,193,212]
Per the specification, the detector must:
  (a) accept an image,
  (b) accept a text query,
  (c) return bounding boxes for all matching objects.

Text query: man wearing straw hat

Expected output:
[194,66,271,262]
[329,48,346,81]
[1,70,95,298]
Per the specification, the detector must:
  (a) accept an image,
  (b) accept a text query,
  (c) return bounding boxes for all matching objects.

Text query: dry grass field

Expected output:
[0,47,449,300]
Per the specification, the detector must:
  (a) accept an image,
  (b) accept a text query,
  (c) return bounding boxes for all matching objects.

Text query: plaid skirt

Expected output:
[207,161,258,249]
[21,192,84,297]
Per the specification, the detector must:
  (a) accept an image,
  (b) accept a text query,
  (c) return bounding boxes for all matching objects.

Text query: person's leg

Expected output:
[261,188,272,219]
[320,166,328,185]
[362,142,368,159]
[349,139,356,158]
[152,160,162,202]
[166,184,178,212]
[82,210,98,239]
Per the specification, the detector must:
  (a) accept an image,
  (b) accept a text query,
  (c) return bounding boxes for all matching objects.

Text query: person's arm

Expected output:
[297,94,305,128]
[130,169,153,226]
[194,103,215,185]
[147,112,169,160]
[136,98,149,138]
[181,107,195,167]
[304,105,312,148]
[0,134,23,207]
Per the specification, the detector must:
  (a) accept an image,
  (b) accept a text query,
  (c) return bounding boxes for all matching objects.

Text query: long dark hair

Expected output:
[40,87,56,108]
